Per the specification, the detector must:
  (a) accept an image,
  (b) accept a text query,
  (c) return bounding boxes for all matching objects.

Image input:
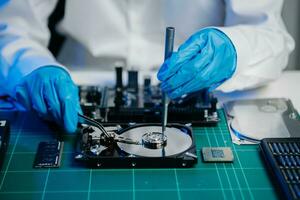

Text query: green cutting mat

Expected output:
[0,111,278,200]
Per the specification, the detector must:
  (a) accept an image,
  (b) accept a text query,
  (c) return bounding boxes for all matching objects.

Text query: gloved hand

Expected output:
[157,28,237,99]
[14,66,81,133]
[0,0,9,7]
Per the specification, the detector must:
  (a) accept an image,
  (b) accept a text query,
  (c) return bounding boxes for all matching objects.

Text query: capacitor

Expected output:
[127,70,138,93]
[86,86,101,105]
[115,66,123,90]
[144,76,151,90]
[114,67,125,107]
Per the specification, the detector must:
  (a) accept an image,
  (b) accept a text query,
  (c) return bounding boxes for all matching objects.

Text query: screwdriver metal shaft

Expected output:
[162,27,175,136]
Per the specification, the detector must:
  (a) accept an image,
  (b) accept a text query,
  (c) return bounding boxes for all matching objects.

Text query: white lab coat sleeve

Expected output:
[215,0,295,92]
[0,0,65,96]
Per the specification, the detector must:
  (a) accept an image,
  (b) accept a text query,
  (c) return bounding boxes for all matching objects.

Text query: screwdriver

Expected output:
[162,27,175,137]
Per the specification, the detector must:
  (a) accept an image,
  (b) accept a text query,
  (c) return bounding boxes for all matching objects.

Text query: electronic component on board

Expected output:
[115,66,123,90]
[127,70,138,93]
[33,141,64,168]
[114,67,125,107]
[78,70,219,126]
[0,120,9,170]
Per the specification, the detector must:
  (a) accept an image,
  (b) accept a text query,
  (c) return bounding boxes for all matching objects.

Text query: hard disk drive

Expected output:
[75,121,198,168]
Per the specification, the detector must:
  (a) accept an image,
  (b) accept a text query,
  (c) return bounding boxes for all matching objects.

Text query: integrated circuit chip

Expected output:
[202,147,234,162]
[34,141,64,168]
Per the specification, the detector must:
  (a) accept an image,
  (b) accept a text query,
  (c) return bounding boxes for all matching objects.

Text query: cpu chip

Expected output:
[202,147,234,162]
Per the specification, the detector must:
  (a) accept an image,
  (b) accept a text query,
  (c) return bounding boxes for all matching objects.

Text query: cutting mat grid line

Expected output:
[41,168,50,200]
[0,187,276,193]
[204,127,227,200]
[0,110,278,200]
[132,169,136,200]
[2,166,268,174]
[174,168,181,200]
[211,127,236,200]
[217,123,245,200]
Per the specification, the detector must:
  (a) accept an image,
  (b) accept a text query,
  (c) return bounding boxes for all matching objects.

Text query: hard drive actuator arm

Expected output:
[78,114,140,145]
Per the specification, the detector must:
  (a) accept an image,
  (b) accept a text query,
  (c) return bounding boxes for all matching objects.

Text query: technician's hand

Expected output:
[157,28,237,99]
[14,67,81,133]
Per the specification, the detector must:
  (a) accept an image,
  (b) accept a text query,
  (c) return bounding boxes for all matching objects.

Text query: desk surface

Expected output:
[0,111,277,200]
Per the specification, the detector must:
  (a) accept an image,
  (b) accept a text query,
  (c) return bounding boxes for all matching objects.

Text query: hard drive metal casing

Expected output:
[75,123,198,168]
[224,98,300,144]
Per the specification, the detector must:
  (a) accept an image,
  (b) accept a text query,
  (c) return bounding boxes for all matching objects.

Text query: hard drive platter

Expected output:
[117,125,192,157]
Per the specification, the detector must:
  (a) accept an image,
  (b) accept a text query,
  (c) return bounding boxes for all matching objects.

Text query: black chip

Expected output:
[34,141,64,168]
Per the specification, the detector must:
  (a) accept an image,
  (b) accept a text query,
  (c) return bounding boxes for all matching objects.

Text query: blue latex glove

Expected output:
[157,28,237,99]
[0,0,9,7]
[14,67,81,133]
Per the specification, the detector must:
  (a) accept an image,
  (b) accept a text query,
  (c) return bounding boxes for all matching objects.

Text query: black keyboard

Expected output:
[260,138,300,200]
[0,120,9,171]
